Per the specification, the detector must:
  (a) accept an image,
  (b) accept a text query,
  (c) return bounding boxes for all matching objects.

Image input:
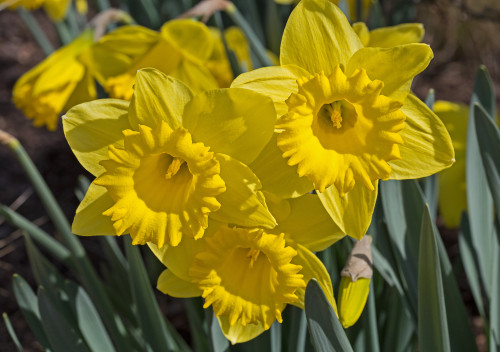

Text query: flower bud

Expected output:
[338,236,373,328]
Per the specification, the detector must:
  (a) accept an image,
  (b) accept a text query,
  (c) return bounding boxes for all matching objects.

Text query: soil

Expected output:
[1,1,499,351]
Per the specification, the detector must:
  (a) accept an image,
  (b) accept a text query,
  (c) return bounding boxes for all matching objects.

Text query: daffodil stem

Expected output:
[214,11,242,77]
[17,8,54,56]
[54,20,73,45]
[224,3,273,67]
[0,204,72,264]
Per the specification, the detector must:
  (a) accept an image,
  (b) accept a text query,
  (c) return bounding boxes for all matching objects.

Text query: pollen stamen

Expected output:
[165,157,185,179]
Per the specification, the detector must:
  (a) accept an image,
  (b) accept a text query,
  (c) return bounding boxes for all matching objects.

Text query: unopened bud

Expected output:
[338,236,372,328]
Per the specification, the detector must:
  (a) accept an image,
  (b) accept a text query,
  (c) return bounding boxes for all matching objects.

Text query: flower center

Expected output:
[95,121,226,248]
[276,66,405,194]
[189,226,305,329]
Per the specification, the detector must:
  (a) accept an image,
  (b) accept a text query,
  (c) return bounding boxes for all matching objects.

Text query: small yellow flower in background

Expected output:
[13,29,95,130]
[64,68,277,248]
[0,0,44,10]
[233,0,454,239]
[151,192,343,343]
[75,0,86,14]
[352,22,424,47]
[434,101,468,228]
[337,236,372,328]
[43,0,71,21]
[90,19,219,100]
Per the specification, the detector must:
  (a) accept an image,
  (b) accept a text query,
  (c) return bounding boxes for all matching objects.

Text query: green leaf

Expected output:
[472,65,495,119]
[420,174,438,222]
[206,309,229,352]
[285,306,307,352]
[184,298,209,352]
[270,322,282,352]
[124,238,183,352]
[3,312,23,352]
[466,69,496,297]
[489,237,500,351]
[418,205,450,352]
[12,274,51,350]
[38,287,89,352]
[305,279,353,352]
[75,287,115,352]
[474,103,500,231]
[458,213,486,319]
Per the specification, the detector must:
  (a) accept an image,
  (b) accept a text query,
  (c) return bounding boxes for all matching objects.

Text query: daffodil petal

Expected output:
[291,243,337,312]
[157,269,202,298]
[63,99,130,177]
[44,0,71,21]
[161,19,213,61]
[368,23,424,47]
[346,44,433,102]
[231,65,310,117]
[318,181,378,239]
[389,94,455,179]
[438,158,466,227]
[72,182,116,236]
[129,68,192,130]
[90,25,160,82]
[249,135,313,199]
[211,153,276,229]
[148,235,208,282]
[168,58,219,93]
[273,194,345,252]
[280,0,362,75]
[217,316,266,345]
[183,88,276,165]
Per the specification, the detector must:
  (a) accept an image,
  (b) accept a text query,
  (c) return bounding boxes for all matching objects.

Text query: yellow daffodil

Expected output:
[434,101,468,228]
[275,0,373,21]
[90,19,218,100]
[43,0,71,21]
[0,0,71,20]
[232,0,454,239]
[13,29,95,130]
[151,192,343,343]
[352,22,425,47]
[0,0,44,10]
[63,68,277,248]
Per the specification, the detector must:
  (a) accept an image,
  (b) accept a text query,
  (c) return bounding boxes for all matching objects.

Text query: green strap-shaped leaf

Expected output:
[205,309,229,352]
[465,68,496,298]
[474,103,500,236]
[3,312,23,352]
[124,238,184,352]
[38,287,89,352]
[490,237,500,351]
[418,205,450,352]
[305,279,354,352]
[458,213,486,318]
[75,287,115,352]
[270,321,282,352]
[285,306,308,352]
[12,274,52,350]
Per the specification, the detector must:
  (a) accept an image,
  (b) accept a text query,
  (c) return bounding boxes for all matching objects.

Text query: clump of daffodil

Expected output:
[63,68,277,248]
[13,29,95,130]
[434,100,468,228]
[150,192,344,343]
[90,19,218,100]
[232,0,454,239]
[352,22,425,47]
[337,236,372,328]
